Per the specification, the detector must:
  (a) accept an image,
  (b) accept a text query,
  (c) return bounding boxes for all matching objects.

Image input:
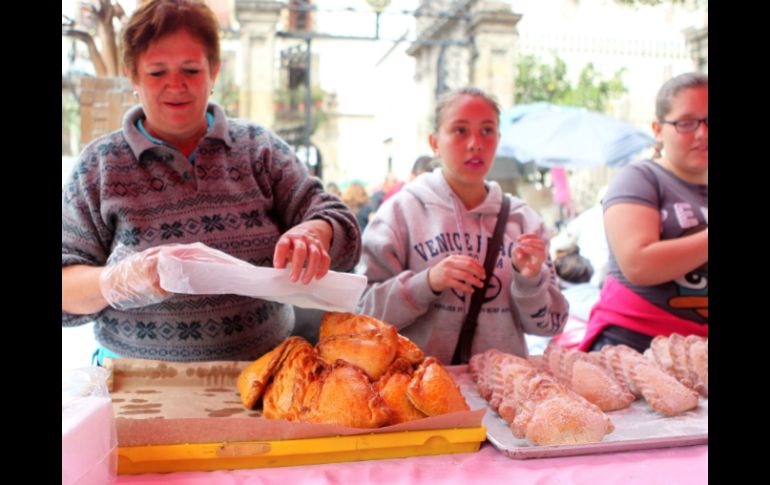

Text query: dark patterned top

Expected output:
[62,103,361,361]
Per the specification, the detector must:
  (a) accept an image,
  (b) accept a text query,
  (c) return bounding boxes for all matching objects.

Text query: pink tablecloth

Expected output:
[115,443,707,485]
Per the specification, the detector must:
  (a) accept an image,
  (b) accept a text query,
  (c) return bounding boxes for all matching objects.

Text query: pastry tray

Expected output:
[107,358,486,473]
[453,366,707,459]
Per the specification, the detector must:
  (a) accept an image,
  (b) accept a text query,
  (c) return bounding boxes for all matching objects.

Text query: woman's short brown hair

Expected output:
[122,0,221,79]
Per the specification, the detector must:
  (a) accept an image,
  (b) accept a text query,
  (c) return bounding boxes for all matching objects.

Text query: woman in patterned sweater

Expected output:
[62,0,360,363]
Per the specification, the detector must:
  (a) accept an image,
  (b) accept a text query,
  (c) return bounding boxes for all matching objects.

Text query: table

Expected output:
[115,443,707,484]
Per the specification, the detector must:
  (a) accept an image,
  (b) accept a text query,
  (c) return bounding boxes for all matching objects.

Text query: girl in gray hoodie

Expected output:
[357,87,569,364]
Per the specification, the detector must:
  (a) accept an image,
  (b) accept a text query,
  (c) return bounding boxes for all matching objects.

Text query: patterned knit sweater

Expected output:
[62,103,361,361]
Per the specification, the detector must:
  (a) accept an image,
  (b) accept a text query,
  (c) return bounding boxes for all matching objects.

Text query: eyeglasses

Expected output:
[661,117,708,133]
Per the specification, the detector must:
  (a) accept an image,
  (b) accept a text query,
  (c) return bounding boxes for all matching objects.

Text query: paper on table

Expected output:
[157,242,367,312]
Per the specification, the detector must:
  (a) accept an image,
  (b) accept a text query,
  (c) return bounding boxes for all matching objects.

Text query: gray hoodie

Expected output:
[356,170,568,363]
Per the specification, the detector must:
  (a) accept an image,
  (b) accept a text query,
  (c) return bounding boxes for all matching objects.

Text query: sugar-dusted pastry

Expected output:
[488,354,535,412]
[668,333,696,389]
[470,349,614,446]
[236,336,305,409]
[316,325,398,381]
[375,358,427,424]
[470,349,504,400]
[509,373,613,446]
[301,360,392,428]
[497,366,539,424]
[646,334,708,397]
[543,341,634,411]
[566,357,635,411]
[685,336,708,396]
[599,344,642,397]
[629,361,699,416]
[519,394,615,446]
[650,335,675,373]
[596,343,700,416]
[406,357,470,416]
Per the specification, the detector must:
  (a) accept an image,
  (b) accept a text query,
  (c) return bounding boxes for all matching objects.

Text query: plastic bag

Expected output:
[62,367,117,485]
[157,242,367,312]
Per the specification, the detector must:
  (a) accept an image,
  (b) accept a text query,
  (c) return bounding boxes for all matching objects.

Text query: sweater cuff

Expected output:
[406,268,443,308]
[511,266,545,296]
[310,215,357,271]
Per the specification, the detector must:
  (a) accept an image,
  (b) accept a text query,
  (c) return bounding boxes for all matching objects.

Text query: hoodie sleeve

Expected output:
[356,208,441,330]
[508,208,570,337]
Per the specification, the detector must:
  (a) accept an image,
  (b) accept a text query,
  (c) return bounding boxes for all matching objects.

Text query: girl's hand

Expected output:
[428,254,486,294]
[512,233,547,278]
[273,220,333,284]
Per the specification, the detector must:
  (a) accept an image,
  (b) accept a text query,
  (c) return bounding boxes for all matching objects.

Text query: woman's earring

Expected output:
[132,91,138,98]
[653,142,663,159]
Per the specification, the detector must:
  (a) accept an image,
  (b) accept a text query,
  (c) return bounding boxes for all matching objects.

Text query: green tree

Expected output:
[560,63,627,113]
[514,54,571,105]
[514,54,627,113]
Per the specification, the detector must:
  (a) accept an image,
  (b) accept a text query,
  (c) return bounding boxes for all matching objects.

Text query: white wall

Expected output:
[510,0,699,129]
[312,1,421,186]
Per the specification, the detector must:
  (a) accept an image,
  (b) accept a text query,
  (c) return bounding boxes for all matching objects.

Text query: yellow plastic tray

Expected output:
[118,426,487,474]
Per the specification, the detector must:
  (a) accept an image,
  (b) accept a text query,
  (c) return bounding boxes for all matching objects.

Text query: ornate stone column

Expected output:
[469,0,521,109]
[235,0,283,127]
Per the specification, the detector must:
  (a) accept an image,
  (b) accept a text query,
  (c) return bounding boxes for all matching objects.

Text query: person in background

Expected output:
[579,72,708,353]
[61,0,360,364]
[325,181,342,198]
[554,249,593,286]
[409,155,440,181]
[370,156,440,216]
[358,87,568,364]
[342,182,373,233]
[369,172,403,213]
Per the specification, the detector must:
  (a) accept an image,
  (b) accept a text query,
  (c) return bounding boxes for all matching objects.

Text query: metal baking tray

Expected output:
[452,365,707,459]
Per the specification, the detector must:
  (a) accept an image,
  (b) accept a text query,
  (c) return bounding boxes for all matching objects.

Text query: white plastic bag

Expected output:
[62,367,117,485]
[157,242,367,312]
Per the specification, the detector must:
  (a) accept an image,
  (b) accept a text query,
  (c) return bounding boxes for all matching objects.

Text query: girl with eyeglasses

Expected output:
[578,72,708,353]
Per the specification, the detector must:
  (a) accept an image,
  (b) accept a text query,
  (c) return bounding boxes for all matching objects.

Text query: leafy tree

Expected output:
[514,54,571,105]
[514,54,627,113]
[62,0,126,78]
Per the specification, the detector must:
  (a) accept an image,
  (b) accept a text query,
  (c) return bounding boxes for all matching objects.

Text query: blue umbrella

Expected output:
[496,103,655,168]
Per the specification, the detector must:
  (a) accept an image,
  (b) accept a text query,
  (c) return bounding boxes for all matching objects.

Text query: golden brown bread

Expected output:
[406,357,470,416]
[320,312,424,365]
[262,340,324,421]
[319,312,382,339]
[236,336,306,409]
[316,325,398,381]
[301,360,392,428]
[375,358,427,425]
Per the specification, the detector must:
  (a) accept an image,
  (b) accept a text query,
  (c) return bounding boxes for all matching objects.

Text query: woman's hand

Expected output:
[273,219,333,284]
[99,246,171,310]
[427,254,486,294]
[511,233,547,278]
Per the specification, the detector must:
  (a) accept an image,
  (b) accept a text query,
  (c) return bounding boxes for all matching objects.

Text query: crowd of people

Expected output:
[62,0,707,366]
